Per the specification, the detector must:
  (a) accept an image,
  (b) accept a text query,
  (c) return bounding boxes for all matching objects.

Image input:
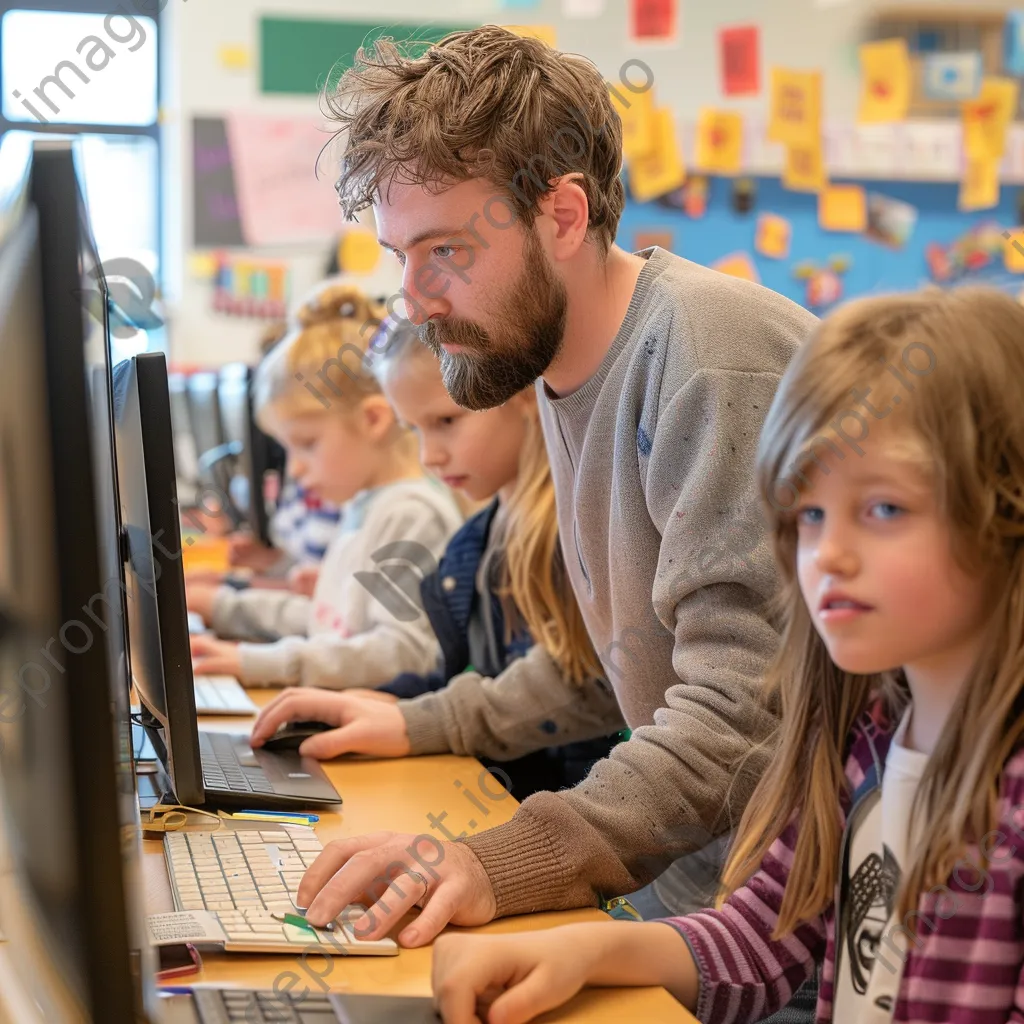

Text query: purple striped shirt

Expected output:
[664,703,1024,1023]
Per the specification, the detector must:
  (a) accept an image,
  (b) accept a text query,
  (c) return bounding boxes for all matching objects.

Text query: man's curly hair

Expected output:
[324,25,625,254]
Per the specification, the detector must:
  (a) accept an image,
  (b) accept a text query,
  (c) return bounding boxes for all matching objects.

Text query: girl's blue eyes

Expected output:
[872,502,903,520]
[795,502,904,525]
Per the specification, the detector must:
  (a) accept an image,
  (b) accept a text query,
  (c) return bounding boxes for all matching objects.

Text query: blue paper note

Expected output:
[922,52,983,102]
[1008,11,1024,77]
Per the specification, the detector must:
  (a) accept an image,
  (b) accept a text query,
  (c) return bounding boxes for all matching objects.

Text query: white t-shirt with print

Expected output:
[834,708,929,1024]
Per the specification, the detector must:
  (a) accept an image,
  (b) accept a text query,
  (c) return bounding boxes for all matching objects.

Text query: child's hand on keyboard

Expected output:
[250,688,410,758]
[191,634,242,678]
[185,581,221,621]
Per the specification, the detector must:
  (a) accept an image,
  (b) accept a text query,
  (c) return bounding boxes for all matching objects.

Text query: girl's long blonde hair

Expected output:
[721,286,1024,934]
[373,321,602,686]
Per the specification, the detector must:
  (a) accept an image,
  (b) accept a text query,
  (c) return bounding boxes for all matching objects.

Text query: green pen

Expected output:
[272,910,333,933]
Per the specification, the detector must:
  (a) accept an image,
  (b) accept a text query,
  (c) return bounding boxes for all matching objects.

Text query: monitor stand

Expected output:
[132,722,175,810]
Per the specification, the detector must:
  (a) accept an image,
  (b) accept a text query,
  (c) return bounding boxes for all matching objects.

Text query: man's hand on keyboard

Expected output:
[250,688,410,759]
[299,829,497,947]
[191,634,243,678]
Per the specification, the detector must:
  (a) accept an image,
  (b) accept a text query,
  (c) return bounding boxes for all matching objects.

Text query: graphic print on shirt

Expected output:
[847,842,901,994]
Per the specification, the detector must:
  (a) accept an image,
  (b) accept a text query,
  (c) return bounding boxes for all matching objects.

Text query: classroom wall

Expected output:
[161,0,1023,366]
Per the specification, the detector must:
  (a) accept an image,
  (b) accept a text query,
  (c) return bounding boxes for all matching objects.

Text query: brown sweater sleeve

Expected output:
[465,579,780,916]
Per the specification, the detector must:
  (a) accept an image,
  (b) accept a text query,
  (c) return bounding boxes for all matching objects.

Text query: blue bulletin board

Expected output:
[617,175,1024,312]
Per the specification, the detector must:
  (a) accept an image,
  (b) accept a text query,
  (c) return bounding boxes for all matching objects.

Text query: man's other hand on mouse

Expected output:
[250,688,412,759]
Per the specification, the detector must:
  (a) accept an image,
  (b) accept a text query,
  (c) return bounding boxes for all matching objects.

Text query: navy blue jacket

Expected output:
[380,501,621,801]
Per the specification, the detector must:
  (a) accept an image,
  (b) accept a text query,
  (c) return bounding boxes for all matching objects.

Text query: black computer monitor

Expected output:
[219,362,282,547]
[112,351,205,808]
[0,141,157,1021]
[111,352,339,811]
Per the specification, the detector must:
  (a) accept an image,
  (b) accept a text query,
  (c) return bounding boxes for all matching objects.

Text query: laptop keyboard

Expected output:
[199,731,274,795]
[164,828,396,954]
[193,989,337,1023]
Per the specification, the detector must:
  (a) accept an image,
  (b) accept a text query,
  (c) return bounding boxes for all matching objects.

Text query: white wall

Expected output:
[160,0,1019,365]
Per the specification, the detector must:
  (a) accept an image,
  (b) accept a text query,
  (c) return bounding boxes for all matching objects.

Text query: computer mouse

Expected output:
[261,720,335,752]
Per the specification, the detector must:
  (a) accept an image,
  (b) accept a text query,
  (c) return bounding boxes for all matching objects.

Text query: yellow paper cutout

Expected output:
[612,85,656,161]
[858,39,911,124]
[819,185,868,232]
[783,141,827,193]
[755,213,791,259]
[186,251,219,279]
[628,107,686,203]
[963,78,1020,161]
[1005,230,1024,273]
[712,252,760,284]
[695,109,744,175]
[339,229,382,274]
[218,44,252,70]
[959,156,1001,212]
[504,25,558,48]
[768,68,823,147]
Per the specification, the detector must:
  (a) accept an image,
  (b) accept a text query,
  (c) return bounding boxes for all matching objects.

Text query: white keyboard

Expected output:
[164,828,397,955]
[194,674,258,715]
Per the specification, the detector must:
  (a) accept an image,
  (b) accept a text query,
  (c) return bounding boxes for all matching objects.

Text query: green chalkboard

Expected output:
[260,18,473,96]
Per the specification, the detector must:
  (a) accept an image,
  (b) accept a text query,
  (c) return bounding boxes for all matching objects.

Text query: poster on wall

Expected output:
[192,118,246,248]
[630,0,678,43]
[224,114,346,247]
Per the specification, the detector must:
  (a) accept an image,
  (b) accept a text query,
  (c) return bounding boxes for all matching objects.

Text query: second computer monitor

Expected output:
[112,351,205,806]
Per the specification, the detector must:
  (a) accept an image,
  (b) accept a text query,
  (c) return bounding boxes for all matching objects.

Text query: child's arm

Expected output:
[234,493,457,689]
[399,643,626,758]
[208,584,312,642]
[431,921,697,1024]
[433,827,825,1024]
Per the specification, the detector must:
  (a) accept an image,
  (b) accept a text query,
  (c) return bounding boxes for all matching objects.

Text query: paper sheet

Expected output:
[963,78,1020,161]
[563,0,604,15]
[782,140,827,193]
[712,252,760,284]
[1007,10,1024,77]
[768,68,822,147]
[634,229,674,252]
[147,911,228,948]
[922,52,982,102]
[959,156,1001,212]
[339,228,382,273]
[224,114,344,246]
[630,0,678,43]
[695,109,743,175]
[866,193,918,250]
[504,25,557,47]
[819,184,867,232]
[612,85,656,161]
[755,213,791,259]
[628,107,686,202]
[1004,230,1024,273]
[858,39,911,123]
[720,25,760,97]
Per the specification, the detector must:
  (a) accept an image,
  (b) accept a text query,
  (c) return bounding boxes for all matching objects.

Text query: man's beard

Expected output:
[417,229,567,410]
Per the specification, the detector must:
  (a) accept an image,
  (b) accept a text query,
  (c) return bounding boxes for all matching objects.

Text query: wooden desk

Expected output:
[145,694,696,1022]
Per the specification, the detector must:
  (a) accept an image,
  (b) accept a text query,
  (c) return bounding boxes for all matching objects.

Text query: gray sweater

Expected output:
[404,248,818,917]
